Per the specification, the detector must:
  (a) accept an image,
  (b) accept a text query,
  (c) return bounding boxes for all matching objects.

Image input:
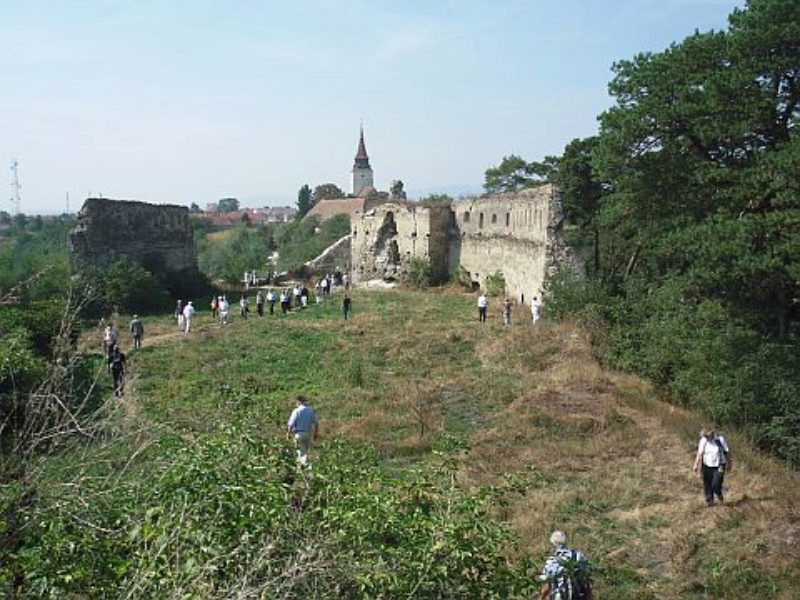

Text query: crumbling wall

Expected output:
[69,198,197,273]
[452,185,580,303]
[350,203,449,283]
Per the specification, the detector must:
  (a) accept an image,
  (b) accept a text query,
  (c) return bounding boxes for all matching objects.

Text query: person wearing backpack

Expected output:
[107,346,127,397]
[693,428,731,505]
[539,530,592,600]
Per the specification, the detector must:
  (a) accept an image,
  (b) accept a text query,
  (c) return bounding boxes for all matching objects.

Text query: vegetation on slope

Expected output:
[3,289,797,598]
[194,214,350,283]
[485,0,800,466]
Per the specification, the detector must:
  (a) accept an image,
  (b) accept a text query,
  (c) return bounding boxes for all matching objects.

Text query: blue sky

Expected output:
[2,0,742,213]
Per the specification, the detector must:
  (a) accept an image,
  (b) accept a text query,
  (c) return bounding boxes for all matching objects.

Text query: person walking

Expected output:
[102,323,118,359]
[219,296,230,326]
[210,296,218,320]
[129,315,144,349]
[182,301,195,333]
[286,395,319,467]
[693,428,732,505]
[266,289,276,315]
[342,294,352,320]
[240,295,249,320]
[532,296,542,324]
[538,531,593,599]
[107,345,127,397]
[256,291,264,317]
[478,292,488,323]
[175,300,184,329]
[503,297,512,325]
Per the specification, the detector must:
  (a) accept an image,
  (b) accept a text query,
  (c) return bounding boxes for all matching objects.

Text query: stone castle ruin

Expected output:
[348,184,580,303]
[69,198,197,273]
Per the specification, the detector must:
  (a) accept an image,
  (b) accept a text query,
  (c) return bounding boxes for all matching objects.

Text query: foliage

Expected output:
[403,258,431,289]
[417,193,453,208]
[313,183,345,201]
[484,154,557,194]
[456,265,474,290]
[296,183,314,218]
[5,428,527,598]
[216,198,240,213]
[101,260,171,313]
[390,180,407,199]
[484,271,506,296]
[538,0,800,465]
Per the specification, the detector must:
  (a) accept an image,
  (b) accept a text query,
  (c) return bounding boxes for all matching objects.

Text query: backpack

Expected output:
[714,435,730,465]
[554,550,592,600]
[110,353,124,372]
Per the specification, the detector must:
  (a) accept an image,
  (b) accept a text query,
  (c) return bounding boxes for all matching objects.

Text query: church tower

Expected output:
[351,126,374,197]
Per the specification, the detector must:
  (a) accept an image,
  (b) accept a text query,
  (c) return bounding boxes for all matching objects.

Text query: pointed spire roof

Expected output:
[353,125,371,169]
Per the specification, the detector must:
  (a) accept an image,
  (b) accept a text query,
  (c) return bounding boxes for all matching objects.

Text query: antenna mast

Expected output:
[10,159,21,215]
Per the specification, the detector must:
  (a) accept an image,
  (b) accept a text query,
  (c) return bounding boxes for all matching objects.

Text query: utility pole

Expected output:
[65,191,70,214]
[10,159,21,215]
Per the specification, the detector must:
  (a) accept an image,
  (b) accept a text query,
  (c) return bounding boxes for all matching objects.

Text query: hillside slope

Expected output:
[7,288,799,598]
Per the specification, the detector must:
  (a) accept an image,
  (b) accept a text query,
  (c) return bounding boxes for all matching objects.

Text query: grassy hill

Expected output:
[4,287,798,598]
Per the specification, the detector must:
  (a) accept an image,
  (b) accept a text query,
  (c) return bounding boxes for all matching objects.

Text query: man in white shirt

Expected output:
[286,395,319,467]
[182,301,196,333]
[693,428,731,505]
[532,296,542,324]
[478,292,488,322]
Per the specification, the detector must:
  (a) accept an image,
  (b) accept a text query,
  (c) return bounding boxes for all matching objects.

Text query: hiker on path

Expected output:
[107,345,127,397]
[538,530,593,600]
[129,315,144,349]
[286,395,319,467]
[102,323,118,359]
[182,301,195,333]
[321,276,329,296]
[478,292,488,323]
[256,291,264,317]
[503,297,512,325]
[210,296,218,320]
[175,300,184,329]
[342,294,352,320]
[693,428,732,506]
[219,296,230,326]
[240,295,249,319]
[314,281,322,304]
[280,290,290,314]
[300,285,309,308]
[531,296,542,324]
[267,289,276,315]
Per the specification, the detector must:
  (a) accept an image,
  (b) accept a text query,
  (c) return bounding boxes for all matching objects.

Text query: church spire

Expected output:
[353,125,370,169]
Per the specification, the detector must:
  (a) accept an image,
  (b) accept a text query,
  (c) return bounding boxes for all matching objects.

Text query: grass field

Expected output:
[32,287,800,597]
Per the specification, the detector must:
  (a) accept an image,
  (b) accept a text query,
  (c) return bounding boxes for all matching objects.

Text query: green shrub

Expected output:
[484,271,506,296]
[403,258,431,289]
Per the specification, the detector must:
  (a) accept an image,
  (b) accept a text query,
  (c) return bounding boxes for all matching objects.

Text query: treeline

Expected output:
[487,0,799,465]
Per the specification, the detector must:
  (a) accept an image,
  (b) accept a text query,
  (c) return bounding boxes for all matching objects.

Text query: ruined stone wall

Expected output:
[350,203,449,283]
[69,198,197,272]
[452,185,577,304]
[346,185,580,299]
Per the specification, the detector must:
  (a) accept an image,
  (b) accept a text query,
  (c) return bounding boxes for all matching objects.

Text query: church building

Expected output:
[351,126,374,197]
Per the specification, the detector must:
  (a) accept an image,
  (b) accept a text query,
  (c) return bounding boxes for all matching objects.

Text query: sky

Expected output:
[2,0,743,214]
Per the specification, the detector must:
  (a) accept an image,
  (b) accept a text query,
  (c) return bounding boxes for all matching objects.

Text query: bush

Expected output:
[7,431,530,597]
[403,258,431,289]
[484,271,506,296]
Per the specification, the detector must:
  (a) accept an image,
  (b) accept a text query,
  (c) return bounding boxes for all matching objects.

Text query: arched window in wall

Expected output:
[479,213,484,228]
[463,212,470,223]
[491,214,497,224]
[505,213,510,227]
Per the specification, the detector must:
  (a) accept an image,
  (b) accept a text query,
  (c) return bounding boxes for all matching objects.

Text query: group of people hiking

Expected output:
[478,292,542,325]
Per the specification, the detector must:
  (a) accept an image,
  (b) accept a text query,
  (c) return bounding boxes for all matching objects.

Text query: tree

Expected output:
[296,184,314,218]
[313,183,345,201]
[484,155,541,194]
[189,202,202,213]
[0,211,11,225]
[217,198,240,213]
